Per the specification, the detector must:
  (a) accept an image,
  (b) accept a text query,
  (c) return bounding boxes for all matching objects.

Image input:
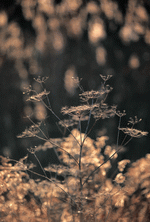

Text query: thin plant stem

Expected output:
[26,85,81,147]
[84,119,97,140]
[33,153,47,178]
[116,116,122,149]
[122,137,133,146]
[40,81,52,110]
[82,145,123,187]
[25,116,79,165]
[27,116,49,140]
[9,158,78,208]
[121,123,135,146]
[41,99,81,147]
[83,98,93,142]
[78,116,83,190]
[40,81,52,139]
[27,130,79,165]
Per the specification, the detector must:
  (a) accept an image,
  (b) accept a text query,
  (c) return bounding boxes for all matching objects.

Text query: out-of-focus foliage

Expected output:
[0,0,150,89]
[1,144,150,221]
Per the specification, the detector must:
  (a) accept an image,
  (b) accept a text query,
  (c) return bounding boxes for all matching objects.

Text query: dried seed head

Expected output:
[26,89,50,102]
[92,104,116,119]
[100,74,113,82]
[17,122,42,138]
[118,127,148,138]
[34,76,49,84]
[128,116,142,125]
[61,104,99,117]
[58,119,78,128]
[116,110,126,117]
[79,90,105,102]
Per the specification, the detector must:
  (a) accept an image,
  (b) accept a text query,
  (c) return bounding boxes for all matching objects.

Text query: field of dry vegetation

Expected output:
[0,75,149,222]
[0,0,150,221]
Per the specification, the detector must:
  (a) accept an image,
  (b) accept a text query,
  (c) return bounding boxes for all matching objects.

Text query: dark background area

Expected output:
[0,0,150,167]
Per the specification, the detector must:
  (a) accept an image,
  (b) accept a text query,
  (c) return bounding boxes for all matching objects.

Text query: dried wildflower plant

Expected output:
[1,75,149,221]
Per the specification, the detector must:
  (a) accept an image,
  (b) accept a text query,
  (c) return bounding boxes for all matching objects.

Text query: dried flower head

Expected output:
[61,104,99,117]
[118,127,148,138]
[79,90,105,102]
[127,116,142,125]
[26,89,50,102]
[58,119,78,128]
[100,74,113,82]
[34,76,49,84]
[72,115,89,121]
[17,122,42,138]
[23,85,32,95]
[116,110,126,117]
[92,103,116,119]
[71,76,82,86]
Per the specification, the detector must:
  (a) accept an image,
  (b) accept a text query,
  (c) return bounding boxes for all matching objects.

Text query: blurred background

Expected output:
[0,0,150,164]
